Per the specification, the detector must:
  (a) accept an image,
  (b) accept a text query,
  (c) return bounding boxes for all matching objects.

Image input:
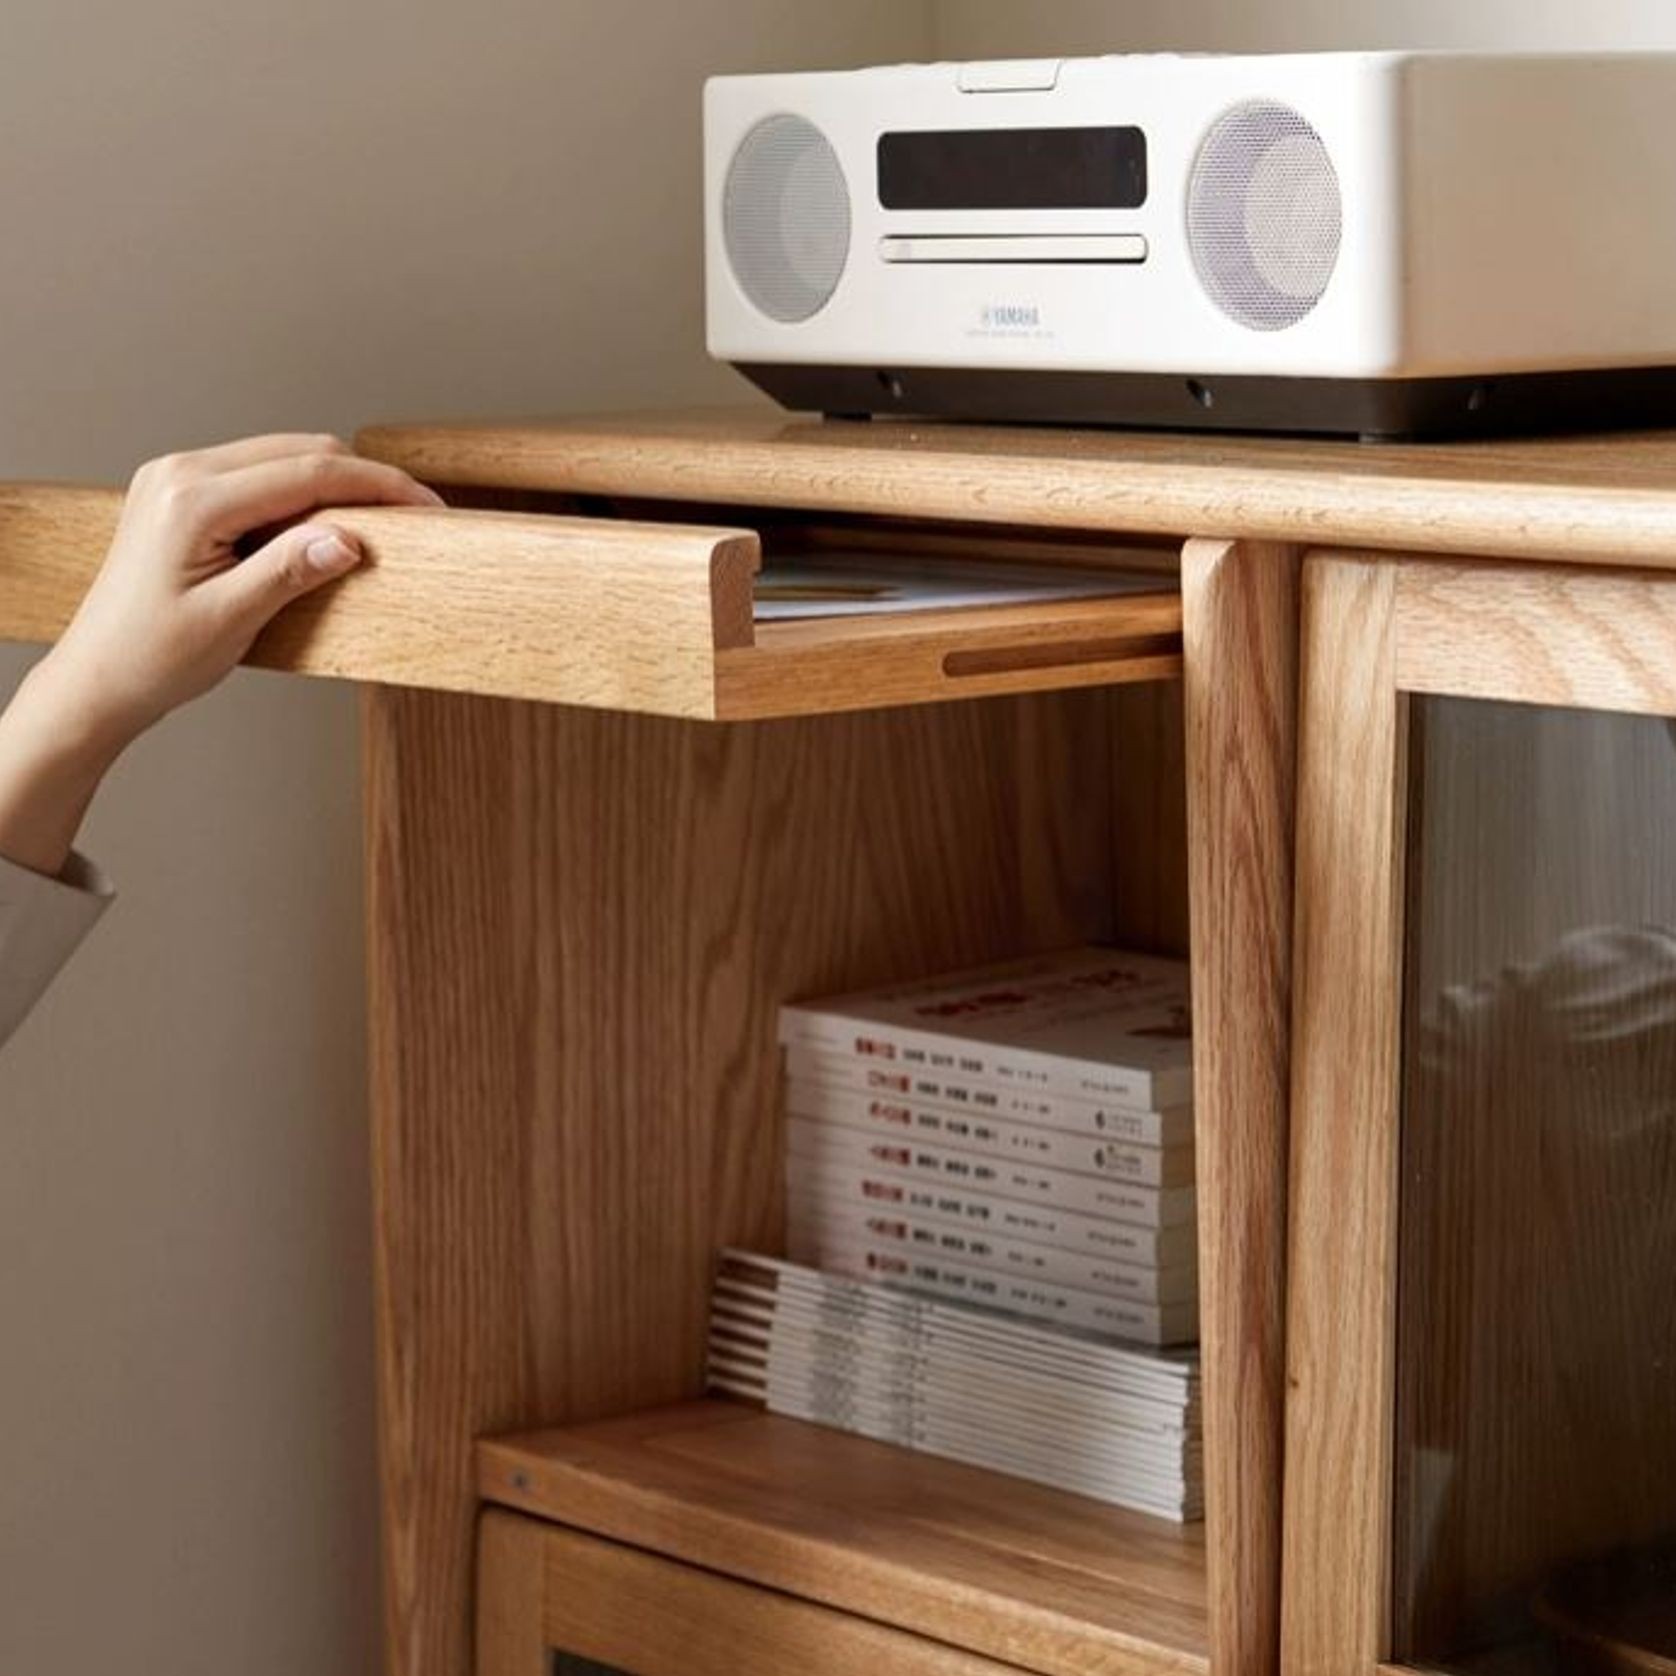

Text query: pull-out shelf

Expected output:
[0,485,1179,720]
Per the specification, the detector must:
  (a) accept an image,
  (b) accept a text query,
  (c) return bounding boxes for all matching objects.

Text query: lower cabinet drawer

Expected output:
[478,1510,1030,1676]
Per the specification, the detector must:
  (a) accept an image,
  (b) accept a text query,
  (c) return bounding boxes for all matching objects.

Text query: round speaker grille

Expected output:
[723,114,850,324]
[1187,101,1342,332]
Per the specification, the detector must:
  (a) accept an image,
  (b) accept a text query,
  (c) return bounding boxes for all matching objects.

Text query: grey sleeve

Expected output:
[0,851,113,1048]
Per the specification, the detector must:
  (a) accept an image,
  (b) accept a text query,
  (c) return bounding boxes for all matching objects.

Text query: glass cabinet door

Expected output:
[1392,698,1676,1674]
[1283,556,1676,1676]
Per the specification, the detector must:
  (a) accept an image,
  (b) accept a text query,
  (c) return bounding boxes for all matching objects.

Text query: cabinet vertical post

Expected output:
[476,1513,549,1676]
[1181,539,1302,1676]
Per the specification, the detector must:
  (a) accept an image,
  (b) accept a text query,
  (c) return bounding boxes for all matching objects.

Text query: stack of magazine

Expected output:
[781,947,1198,1344]
[706,947,1203,1521]
[707,1250,1202,1521]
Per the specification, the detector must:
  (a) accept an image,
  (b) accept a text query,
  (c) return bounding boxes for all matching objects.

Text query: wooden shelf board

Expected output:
[0,482,1178,716]
[476,1398,1208,1676]
[718,590,1182,717]
[358,407,1676,569]
[0,485,756,716]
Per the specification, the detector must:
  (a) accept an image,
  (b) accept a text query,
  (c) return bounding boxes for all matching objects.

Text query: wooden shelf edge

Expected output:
[0,481,1180,719]
[0,484,757,717]
[475,1400,1209,1676]
[719,591,1183,718]
[358,408,1676,569]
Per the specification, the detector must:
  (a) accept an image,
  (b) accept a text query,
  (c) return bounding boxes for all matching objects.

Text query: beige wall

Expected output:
[932,0,1676,53]
[0,4,930,1672]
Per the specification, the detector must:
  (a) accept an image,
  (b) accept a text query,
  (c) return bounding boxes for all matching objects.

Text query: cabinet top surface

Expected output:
[359,406,1676,566]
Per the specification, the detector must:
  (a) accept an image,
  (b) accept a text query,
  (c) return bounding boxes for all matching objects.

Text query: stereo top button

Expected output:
[956,59,1063,93]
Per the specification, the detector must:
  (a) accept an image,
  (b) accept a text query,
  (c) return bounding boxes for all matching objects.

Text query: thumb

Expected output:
[216,521,363,628]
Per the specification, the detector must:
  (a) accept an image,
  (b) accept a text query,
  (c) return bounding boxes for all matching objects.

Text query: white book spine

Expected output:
[708,1318,1199,1436]
[752,1367,1192,1485]
[779,1010,1192,1110]
[805,1239,1198,1345]
[709,1368,1196,1521]
[782,1157,1199,1267]
[784,1044,1193,1148]
[786,1075,1194,1186]
[716,1249,1202,1384]
[787,1194,1198,1304]
[788,1116,1198,1230]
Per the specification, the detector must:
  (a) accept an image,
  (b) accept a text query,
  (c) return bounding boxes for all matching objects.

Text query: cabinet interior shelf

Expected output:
[476,1398,1208,1676]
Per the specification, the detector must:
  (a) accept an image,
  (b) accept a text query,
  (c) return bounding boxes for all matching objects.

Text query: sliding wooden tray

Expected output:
[0,485,1179,720]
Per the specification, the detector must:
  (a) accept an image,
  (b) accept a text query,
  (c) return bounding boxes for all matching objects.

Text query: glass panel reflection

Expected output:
[1393,698,1676,1676]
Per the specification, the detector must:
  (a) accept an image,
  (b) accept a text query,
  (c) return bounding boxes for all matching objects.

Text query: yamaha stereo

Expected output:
[705,53,1676,439]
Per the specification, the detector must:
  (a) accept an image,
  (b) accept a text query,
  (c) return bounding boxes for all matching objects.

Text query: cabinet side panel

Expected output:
[1110,682,1191,959]
[1181,540,1300,1676]
[363,686,1116,1676]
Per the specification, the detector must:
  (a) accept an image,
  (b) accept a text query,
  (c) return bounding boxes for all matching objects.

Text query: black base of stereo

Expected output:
[734,361,1676,442]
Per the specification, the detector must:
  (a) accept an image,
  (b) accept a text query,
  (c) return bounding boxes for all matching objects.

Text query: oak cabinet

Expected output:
[15,411,1676,1676]
[1285,555,1676,1676]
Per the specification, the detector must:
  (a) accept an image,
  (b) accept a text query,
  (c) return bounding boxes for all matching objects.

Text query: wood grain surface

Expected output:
[719,590,1180,717]
[477,1401,1207,1676]
[0,483,759,716]
[475,1512,547,1676]
[1109,681,1191,960]
[0,480,1181,718]
[365,686,1118,1676]
[1281,556,1407,1676]
[495,1507,1034,1676]
[1396,560,1676,716]
[1180,540,1301,1676]
[359,409,1676,567]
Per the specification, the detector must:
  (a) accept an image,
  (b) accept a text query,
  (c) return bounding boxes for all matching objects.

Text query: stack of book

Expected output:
[705,947,1204,1522]
[779,947,1198,1346]
[707,1249,1202,1521]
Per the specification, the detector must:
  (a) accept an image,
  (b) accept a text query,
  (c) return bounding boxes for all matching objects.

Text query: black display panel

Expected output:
[877,126,1147,211]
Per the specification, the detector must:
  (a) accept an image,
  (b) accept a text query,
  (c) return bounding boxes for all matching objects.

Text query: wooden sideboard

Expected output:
[6,409,1676,1676]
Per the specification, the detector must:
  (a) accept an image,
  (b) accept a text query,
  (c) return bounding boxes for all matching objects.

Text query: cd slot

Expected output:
[879,233,1148,265]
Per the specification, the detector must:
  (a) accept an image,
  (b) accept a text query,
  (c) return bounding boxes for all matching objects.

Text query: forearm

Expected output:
[0,651,123,878]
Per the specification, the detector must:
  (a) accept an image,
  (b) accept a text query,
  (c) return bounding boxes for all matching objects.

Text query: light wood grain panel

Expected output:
[478,1402,1207,1676]
[359,409,1676,567]
[1395,559,1676,715]
[0,483,758,716]
[1282,556,1407,1676]
[0,485,122,642]
[0,482,1183,718]
[366,688,1116,1676]
[1108,681,1191,959]
[532,1517,1031,1676]
[475,1512,547,1676]
[1180,540,1301,1676]
[719,593,1180,717]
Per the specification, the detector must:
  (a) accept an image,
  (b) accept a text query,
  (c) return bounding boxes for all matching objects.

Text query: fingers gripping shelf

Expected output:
[0,485,1181,719]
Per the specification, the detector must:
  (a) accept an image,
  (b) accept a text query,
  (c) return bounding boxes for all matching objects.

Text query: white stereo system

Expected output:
[705,52,1676,438]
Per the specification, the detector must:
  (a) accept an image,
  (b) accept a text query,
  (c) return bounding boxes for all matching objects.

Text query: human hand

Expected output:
[0,432,442,876]
[51,431,441,751]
